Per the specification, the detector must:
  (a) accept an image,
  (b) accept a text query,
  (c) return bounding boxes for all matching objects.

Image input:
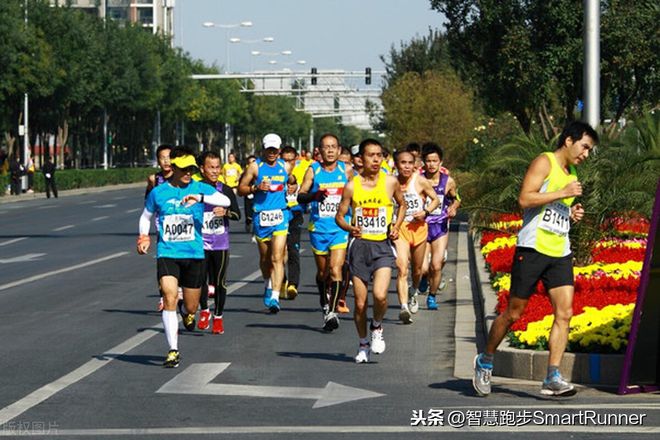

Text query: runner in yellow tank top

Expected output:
[336,139,406,363]
[473,121,598,398]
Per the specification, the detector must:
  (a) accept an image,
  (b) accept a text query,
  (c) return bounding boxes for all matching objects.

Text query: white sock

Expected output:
[372,319,382,328]
[415,289,423,295]
[359,338,369,346]
[271,290,280,300]
[265,278,272,290]
[162,310,178,351]
[401,303,409,310]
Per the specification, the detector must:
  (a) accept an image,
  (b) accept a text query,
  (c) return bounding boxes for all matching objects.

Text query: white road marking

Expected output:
[0,253,46,264]
[0,269,262,424]
[0,237,28,247]
[36,205,57,210]
[78,200,96,205]
[1,424,659,436]
[125,208,141,214]
[91,216,109,222]
[53,225,75,231]
[94,204,117,208]
[157,363,384,408]
[0,252,129,292]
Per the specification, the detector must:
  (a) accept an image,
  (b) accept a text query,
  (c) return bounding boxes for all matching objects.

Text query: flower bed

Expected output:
[480,214,649,354]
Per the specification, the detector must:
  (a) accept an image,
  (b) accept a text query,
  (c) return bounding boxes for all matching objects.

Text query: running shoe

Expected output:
[355,344,370,363]
[337,299,350,314]
[541,371,576,397]
[370,324,386,354]
[418,276,429,294]
[163,350,180,368]
[263,287,273,308]
[399,307,413,324]
[157,297,164,312]
[409,293,419,314]
[286,284,298,300]
[323,311,339,332]
[212,316,224,335]
[472,354,493,396]
[269,298,280,314]
[427,294,438,310]
[439,279,447,291]
[198,309,211,330]
[178,302,196,331]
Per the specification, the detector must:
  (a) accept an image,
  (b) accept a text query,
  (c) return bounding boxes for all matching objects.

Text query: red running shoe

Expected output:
[212,316,224,334]
[198,309,211,330]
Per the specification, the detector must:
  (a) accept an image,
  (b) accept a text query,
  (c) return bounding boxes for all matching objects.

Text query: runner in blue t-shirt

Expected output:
[137,147,230,368]
[238,133,297,314]
[298,133,353,331]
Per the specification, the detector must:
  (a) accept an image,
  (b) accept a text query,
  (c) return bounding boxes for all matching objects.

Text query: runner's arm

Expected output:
[421,178,439,218]
[335,181,359,237]
[220,184,241,221]
[297,167,325,204]
[238,162,259,196]
[519,155,581,209]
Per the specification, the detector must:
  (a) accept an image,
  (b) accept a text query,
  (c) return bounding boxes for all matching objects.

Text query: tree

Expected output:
[380,70,475,166]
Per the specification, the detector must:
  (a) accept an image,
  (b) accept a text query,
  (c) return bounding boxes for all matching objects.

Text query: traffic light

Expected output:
[311,67,318,85]
[365,67,372,85]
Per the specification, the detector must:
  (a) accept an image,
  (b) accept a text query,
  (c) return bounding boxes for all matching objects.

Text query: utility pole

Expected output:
[583,0,600,129]
[22,0,29,190]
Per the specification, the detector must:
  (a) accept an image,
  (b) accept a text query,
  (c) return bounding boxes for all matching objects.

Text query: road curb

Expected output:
[0,182,144,205]
[469,230,624,386]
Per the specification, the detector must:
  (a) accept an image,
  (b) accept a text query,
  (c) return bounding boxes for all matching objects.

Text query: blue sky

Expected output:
[174,0,445,75]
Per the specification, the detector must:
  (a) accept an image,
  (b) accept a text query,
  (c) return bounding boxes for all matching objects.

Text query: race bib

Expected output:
[259,209,284,227]
[319,195,341,218]
[539,202,571,236]
[355,207,388,236]
[403,192,423,219]
[226,168,238,177]
[162,214,195,242]
[425,194,443,216]
[202,211,225,235]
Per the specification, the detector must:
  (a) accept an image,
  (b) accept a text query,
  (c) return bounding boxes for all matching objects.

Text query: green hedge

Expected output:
[1,168,157,195]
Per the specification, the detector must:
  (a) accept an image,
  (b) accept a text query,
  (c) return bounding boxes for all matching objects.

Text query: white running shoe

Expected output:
[355,344,370,363]
[409,294,419,314]
[370,325,386,354]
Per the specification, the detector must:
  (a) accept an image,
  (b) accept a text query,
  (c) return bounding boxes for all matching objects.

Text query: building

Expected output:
[49,0,174,37]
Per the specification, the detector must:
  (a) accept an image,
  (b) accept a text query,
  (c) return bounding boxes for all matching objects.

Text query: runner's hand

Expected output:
[570,203,584,223]
[315,190,328,203]
[136,235,150,254]
[349,225,361,238]
[389,225,400,240]
[411,210,426,221]
[213,206,227,217]
[563,180,582,198]
[181,194,201,207]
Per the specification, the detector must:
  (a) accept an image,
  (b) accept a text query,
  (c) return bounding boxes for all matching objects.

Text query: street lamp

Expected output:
[202,20,253,72]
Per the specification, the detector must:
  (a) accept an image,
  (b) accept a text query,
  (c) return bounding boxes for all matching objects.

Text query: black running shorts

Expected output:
[348,238,396,283]
[509,247,574,299]
[157,258,206,289]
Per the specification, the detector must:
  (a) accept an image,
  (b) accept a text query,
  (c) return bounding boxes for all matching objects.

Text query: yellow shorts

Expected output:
[399,221,428,247]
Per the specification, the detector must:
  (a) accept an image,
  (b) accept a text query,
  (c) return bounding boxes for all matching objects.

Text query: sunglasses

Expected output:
[176,166,197,174]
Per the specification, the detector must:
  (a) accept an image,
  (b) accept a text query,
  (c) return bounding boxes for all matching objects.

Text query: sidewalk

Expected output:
[453,222,623,387]
[0,182,144,205]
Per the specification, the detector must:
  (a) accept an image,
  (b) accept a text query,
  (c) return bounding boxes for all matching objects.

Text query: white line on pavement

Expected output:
[0,237,28,247]
[125,208,141,214]
[1,424,659,436]
[0,269,262,425]
[77,200,97,205]
[53,225,75,232]
[36,205,57,210]
[91,216,109,222]
[0,252,129,292]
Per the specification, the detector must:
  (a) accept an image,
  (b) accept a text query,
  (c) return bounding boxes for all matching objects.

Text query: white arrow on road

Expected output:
[156,363,385,408]
[0,253,46,264]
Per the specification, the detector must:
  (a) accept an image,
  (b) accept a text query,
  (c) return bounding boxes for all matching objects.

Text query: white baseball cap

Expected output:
[350,144,360,156]
[262,133,282,150]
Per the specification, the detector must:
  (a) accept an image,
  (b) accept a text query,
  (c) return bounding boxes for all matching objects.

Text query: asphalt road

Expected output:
[0,188,658,439]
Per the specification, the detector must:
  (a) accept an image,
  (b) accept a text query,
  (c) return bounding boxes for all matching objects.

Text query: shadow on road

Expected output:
[429,379,549,400]
[277,351,359,363]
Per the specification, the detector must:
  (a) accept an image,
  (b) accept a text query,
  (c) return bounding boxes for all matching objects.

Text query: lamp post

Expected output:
[202,20,253,72]
[22,0,29,190]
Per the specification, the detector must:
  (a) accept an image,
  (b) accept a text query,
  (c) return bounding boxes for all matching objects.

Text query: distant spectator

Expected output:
[9,153,24,195]
[26,154,35,193]
[42,157,58,198]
